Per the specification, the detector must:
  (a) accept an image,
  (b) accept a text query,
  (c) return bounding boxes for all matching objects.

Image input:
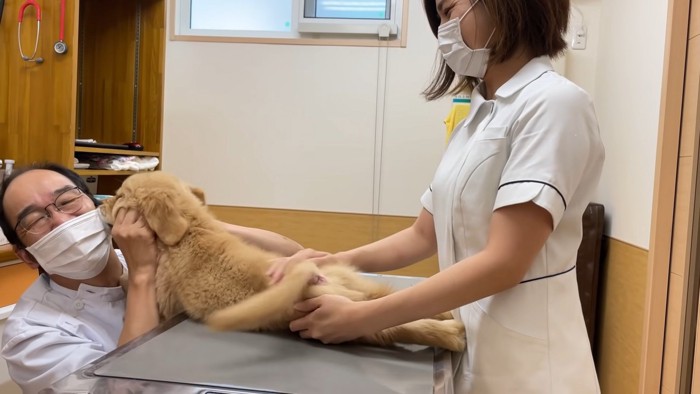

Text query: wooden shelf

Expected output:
[2,0,165,207]
[74,170,139,176]
[75,146,160,157]
[0,263,39,307]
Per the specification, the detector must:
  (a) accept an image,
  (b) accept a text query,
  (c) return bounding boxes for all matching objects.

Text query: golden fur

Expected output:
[99,171,465,351]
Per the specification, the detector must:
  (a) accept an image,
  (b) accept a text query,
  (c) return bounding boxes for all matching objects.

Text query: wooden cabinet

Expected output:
[77,0,165,158]
[0,0,164,176]
[0,0,77,166]
[0,0,166,300]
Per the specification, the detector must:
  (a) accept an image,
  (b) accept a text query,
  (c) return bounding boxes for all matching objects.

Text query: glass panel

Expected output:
[190,0,293,32]
[314,0,390,20]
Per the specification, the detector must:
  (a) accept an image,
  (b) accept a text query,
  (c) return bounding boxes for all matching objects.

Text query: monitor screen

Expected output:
[304,0,391,20]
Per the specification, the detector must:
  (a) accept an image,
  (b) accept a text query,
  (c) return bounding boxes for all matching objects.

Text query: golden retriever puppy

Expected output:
[99,171,465,352]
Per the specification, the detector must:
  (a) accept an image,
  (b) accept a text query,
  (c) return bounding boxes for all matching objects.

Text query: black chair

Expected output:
[576,203,605,352]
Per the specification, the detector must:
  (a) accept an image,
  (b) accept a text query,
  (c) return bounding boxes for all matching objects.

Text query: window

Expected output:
[190,0,293,34]
[175,0,406,46]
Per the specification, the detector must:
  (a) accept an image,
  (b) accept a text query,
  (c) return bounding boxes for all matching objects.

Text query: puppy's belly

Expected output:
[167,257,270,321]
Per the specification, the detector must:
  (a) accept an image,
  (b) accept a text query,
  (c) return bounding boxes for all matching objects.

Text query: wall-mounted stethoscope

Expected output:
[53,0,67,54]
[18,0,43,63]
[17,0,68,64]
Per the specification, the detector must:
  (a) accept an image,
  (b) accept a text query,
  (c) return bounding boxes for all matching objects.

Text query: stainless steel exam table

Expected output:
[42,274,457,394]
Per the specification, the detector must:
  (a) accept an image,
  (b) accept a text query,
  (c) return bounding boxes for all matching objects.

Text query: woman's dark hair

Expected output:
[422,0,570,100]
[0,162,100,248]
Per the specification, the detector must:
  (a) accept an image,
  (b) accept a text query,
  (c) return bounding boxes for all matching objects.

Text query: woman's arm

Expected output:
[337,208,437,272]
[219,221,303,256]
[267,209,437,283]
[367,202,552,326]
[290,202,553,343]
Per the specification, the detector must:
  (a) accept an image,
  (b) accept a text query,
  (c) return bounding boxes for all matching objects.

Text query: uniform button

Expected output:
[74,300,85,310]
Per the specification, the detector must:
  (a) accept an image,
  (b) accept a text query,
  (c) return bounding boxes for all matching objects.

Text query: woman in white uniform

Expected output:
[0,163,303,393]
[271,0,603,392]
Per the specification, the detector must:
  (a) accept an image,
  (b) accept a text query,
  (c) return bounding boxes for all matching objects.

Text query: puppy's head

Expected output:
[100,171,208,246]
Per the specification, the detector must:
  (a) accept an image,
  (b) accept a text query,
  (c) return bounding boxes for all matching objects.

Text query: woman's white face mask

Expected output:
[437,0,495,78]
[26,209,112,280]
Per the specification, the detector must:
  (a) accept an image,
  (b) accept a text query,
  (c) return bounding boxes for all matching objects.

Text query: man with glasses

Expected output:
[0,162,303,393]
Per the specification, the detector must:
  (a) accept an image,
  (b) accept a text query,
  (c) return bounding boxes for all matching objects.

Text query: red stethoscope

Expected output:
[17,0,43,63]
[18,0,67,64]
[53,0,67,54]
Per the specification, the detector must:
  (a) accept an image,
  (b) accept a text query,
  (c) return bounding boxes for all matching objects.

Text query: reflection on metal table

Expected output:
[42,274,456,394]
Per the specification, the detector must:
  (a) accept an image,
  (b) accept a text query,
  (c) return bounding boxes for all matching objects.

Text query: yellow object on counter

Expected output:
[444,96,471,141]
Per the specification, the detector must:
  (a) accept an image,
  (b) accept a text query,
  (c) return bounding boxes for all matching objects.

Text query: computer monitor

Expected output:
[298,0,401,36]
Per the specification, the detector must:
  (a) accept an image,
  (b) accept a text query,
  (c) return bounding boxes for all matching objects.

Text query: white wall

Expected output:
[163,0,447,217]
[163,0,669,248]
[526,0,666,249]
[564,2,602,97]
[591,0,668,248]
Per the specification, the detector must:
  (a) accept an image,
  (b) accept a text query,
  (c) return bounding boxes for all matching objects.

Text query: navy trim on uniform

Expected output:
[519,264,576,284]
[498,180,567,209]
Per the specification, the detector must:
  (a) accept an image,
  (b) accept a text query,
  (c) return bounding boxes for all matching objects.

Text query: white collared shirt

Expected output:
[422,56,603,393]
[1,252,127,394]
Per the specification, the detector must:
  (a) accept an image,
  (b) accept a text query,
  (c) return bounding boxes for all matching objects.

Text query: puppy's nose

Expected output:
[96,207,113,228]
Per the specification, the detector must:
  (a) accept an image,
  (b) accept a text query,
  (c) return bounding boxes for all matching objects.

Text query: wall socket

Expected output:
[572,24,587,50]
[81,176,99,195]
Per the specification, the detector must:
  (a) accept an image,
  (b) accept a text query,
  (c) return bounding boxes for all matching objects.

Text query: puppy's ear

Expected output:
[189,186,206,205]
[141,194,189,246]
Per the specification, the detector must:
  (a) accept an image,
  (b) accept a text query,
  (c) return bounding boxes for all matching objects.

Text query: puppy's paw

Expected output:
[438,319,466,352]
[432,311,454,320]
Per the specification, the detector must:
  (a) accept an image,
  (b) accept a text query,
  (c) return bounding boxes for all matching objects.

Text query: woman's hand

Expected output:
[289,295,376,344]
[111,208,159,281]
[267,248,334,284]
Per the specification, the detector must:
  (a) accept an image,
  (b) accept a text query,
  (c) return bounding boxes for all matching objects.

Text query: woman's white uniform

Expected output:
[1,252,127,393]
[421,57,603,393]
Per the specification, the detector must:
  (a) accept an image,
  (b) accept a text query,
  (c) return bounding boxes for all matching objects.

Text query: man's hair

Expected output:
[0,162,100,248]
[422,0,570,100]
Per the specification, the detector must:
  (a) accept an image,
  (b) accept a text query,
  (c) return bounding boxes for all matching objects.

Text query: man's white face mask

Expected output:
[437,0,495,78]
[26,209,112,280]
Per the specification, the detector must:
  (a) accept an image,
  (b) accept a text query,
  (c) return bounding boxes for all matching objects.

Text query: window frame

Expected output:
[170,0,409,48]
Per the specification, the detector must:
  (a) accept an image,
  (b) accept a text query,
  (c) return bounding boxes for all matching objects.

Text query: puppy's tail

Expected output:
[205,261,318,332]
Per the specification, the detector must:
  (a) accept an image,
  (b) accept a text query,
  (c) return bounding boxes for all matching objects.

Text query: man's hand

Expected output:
[111,208,159,280]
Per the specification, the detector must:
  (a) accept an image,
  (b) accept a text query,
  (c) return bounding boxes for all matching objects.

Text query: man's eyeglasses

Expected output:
[14,187,87,235]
